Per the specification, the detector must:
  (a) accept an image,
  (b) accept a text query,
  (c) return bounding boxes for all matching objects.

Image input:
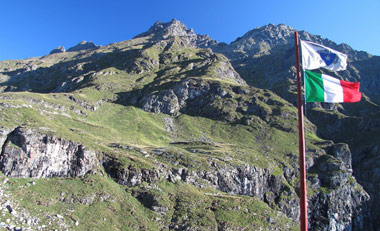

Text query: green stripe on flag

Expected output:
[305,70,324,102]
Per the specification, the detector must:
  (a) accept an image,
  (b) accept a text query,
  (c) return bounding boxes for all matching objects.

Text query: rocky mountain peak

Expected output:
[134,18,196,39]
[258,23,295,37]
[49,46,66,54]
[134,19,217,48]
[161,18,193,37]
[66,40,100,52]
[228,23,296,55]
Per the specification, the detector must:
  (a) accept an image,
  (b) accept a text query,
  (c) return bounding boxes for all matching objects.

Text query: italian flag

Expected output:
[304,70,362,103]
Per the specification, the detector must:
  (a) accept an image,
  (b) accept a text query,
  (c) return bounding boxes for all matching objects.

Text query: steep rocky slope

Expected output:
[0,19,378,230]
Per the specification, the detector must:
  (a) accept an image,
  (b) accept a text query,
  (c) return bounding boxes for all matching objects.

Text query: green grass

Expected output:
[5,174,297,231]
[7,174,161,230]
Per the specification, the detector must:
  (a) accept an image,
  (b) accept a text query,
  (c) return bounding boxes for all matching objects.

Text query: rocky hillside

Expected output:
[0,19,379,230]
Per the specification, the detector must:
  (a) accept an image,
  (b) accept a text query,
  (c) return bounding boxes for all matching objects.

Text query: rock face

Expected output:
[103,153,299,219]
[353,144,380,229]
[0,127,98,178]
[308,144,371,230]
[137,78,245,118]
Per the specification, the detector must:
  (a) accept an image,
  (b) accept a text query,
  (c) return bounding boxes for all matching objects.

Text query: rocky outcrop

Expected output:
[0,127,98,178]
[137,78,222,116]
[49,46,66,54]
[309,183,370,231]
[353,144,380,230]
[308,143,371,231]
[103,153,299,219]
[66,41,100,52]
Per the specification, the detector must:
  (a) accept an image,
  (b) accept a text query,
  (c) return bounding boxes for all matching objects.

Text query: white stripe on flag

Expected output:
[321,74,343,102]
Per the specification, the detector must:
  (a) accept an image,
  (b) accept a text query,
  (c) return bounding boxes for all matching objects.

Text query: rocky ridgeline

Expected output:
[222,23,371,62]
[49,41,100,54]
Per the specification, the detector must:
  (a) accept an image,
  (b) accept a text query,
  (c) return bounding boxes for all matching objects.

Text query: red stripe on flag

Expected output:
[340,80,362,102]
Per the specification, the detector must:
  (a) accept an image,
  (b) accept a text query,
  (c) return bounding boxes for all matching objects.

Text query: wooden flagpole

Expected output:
[294,31,308,231]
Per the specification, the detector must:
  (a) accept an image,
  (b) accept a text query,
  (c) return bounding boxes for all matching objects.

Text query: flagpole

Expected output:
[294,31,308,231]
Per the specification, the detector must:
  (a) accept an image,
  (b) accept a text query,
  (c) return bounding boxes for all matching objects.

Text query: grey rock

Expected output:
[136,78,245,118]
[49,46,65,54]
[0,127,99,178]
[0,127,10,149]
[332,143,352,171]
[307,143,371,230]
[309,183,369,231]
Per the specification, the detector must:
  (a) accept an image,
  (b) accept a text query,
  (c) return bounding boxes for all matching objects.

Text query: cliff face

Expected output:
[0,127,98,178]
[0,20,379,230]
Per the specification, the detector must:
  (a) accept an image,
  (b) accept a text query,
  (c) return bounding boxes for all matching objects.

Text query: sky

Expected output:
[1,0,379,61]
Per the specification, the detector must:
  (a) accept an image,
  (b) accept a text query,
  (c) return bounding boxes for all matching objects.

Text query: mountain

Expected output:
[0,19,379,230]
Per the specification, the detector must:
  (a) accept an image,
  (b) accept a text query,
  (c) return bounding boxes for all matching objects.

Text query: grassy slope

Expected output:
[0,88,303,230]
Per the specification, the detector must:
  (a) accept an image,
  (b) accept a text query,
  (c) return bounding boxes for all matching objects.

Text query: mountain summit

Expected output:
[134,19,195,39]
[134,18,217,48]
[66,40,100,52]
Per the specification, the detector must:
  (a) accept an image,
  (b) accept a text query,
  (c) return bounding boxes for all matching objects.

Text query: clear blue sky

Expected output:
[1,0,379,61]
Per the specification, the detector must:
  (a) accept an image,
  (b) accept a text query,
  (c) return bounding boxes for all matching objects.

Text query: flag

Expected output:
[304,70,361,103]
[300,40,347,71]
